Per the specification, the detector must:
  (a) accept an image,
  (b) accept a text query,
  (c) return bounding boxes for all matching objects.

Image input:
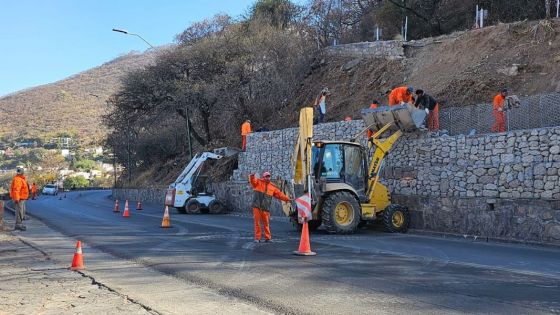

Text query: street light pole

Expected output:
[112,28,154,48]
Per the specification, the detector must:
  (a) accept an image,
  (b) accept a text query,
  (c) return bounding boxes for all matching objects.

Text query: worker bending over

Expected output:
[492,89,508,133]
[388,86,414,106]
[241,119,252,151]
[249,172,291,242]
[415,90,439,131]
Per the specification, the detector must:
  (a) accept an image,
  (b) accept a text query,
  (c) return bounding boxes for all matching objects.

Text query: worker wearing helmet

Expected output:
[10,167,29,231]
[248,171,291,242]
[492,89,508,133]
[241,119,252,151]
[388,86,415,106]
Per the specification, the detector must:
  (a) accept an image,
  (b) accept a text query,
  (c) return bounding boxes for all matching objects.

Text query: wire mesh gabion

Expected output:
[438,93,560,136]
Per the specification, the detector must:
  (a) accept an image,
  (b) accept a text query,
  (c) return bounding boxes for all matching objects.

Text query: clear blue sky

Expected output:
[0,0,262,97]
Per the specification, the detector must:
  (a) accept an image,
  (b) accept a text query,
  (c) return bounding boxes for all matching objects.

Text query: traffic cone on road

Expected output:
[293,221,316,256]
[113,199,119,213]
[136,200,142,211]
[70,240,85,270]
[161,206,171,228]
[123,200,130,218]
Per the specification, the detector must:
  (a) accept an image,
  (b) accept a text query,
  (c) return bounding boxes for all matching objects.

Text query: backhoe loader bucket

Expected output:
[361,104,427,132]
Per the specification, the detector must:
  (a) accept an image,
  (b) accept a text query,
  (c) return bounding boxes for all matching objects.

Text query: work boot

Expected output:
[14,225,26,231]
[254,239,261,243]
[264,239,273,243]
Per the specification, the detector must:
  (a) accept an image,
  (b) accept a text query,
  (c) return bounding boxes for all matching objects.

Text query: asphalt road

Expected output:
[24,191,560,314]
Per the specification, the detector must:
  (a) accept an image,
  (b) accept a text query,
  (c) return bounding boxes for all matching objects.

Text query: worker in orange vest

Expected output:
[241,119,252,151]
[10,168,29,231]
[492,89,508,133]
[31,183,37,200]
[249,172,291,242]
[367,100,380,139]
[388,86,414,106]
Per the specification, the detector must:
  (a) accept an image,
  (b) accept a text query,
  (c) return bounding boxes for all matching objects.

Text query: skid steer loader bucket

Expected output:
[361,104,427,132]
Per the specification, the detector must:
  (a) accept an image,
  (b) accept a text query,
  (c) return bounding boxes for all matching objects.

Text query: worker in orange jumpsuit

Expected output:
[492,89,508,133]
[10,168,29,231]
[388,86,414,106]
[249,172,291,242]
[31,183,37,200]
[367,100,380,139]
[241,119,252,151]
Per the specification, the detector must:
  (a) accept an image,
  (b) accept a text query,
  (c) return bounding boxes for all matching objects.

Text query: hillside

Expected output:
[294,19,560,121]
[140,19,560,187]
[0,49,163,144]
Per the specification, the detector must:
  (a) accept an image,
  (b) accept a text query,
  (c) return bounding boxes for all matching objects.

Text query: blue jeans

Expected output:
[318,111,325,123]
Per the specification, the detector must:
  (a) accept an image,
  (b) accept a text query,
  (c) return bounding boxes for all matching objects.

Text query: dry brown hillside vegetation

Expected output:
[0,49,162,145]
[296,19,560,122]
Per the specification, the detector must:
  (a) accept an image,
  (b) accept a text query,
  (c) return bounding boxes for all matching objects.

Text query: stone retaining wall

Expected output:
[324,41,404,60]
[229,122,560,245]
[112,188,166,205]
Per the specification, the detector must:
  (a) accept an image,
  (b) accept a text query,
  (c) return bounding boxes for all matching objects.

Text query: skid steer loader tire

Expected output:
[321,191,361,234]
[176,206,187,214]
[208,200,225,214]
[186,199,201,214]
[382,204,410,233]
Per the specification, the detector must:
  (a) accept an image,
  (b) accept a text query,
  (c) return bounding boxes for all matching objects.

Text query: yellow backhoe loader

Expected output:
[289,104,426,234]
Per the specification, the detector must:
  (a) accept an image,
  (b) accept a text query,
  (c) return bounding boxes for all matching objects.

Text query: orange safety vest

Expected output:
[10,174,29,202]
[241,122,252,136]
[249,174,290,212]
[493,94,505,113]
[388,87,413,106]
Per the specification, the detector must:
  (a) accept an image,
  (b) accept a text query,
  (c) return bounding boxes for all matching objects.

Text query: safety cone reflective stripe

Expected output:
[70,240,85,270]
[123,200,130,218]
[136,201,142,210]
[113,200,119,212]
[293,221,316,256]
[161,206,171,228]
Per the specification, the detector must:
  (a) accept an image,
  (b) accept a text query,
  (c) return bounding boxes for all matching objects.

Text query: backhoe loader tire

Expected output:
[186,199,201,214]
[321,191,361,234]
[176,207,187,214]
[382,204,410,233]
[208,200,225,214]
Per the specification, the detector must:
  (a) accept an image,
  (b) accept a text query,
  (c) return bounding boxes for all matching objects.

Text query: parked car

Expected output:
[42,184,58,196]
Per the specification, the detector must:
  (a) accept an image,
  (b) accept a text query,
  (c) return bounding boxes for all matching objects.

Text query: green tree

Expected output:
[73,159,96,171]
[63,176,89,190]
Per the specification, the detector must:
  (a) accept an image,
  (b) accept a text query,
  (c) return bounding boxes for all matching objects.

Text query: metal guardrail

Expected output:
[439,93,560,135]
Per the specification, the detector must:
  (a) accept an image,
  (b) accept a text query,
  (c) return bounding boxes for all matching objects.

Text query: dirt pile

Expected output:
[291,19,560,123]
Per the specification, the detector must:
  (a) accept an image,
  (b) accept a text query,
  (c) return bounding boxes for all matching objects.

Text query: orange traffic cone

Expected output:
[123,200,130,218]
[70,240,85,270]
[161,206,171,228]
[136,200,142,211]
[113,199,119,212]
[293,221,316,256]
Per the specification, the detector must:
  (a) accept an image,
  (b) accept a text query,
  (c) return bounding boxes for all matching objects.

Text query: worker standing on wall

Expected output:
[241,119,252,151]
[314,87,331,123]
[414,90,440,131]
[388,86,414,106]
[248,172,291,243]
[367,100,380,138]
[492,89,508,133]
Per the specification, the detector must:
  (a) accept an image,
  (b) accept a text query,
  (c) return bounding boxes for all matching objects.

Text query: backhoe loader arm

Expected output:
[365,122,402,202]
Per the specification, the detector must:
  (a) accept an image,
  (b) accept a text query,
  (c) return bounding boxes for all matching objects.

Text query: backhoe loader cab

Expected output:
[293,104,426,234]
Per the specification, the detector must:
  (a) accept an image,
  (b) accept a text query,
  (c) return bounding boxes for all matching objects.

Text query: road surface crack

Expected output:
[75,270,163,315]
